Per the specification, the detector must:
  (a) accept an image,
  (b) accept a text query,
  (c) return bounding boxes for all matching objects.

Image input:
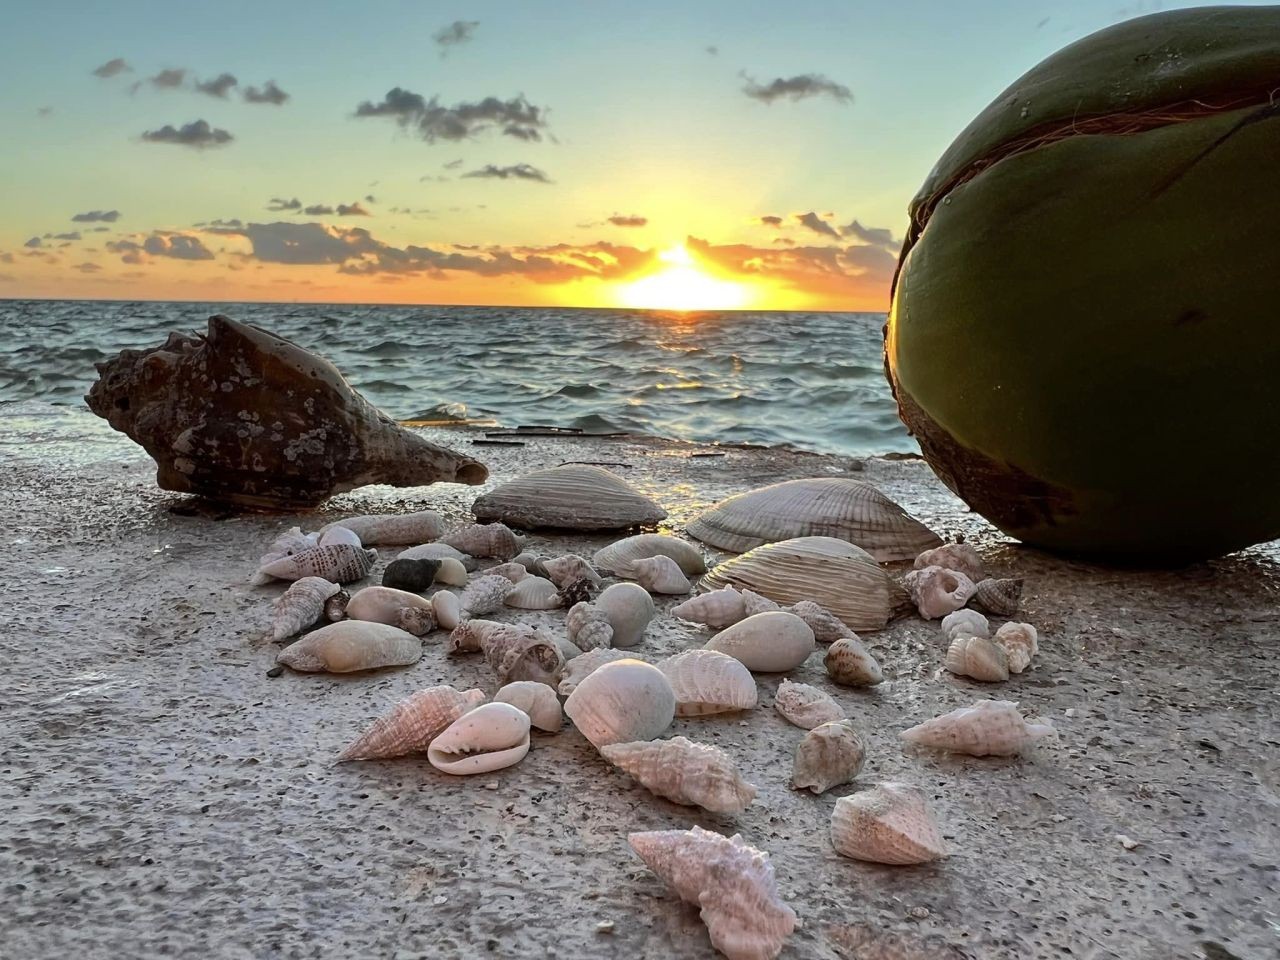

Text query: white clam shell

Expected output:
[427,702,531,775]
[940,609,991,642]
[601,736,757,814]
[318,525,362,548]
[321,511,445,545]
[830,782,948,865]
[503,576,562,610]
[904,565,978,620]
[472,464,667,530]
[704,611,816,673]
[556,647,634,696]
[493,681,563,732]
[564,658,675,748]
[628,555,692,595]
[900,699,1055,756]
[338,685,485,761]
[276,621,421,673]
[656,649,758,717]
[592,534,707,577]
[345,585,434,627]
[792,719,866,794]
[773,679,845,729]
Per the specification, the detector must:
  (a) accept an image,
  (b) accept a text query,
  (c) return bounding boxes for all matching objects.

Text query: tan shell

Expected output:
[396,607,436,636]
[786,599,855,643]
[704,611,816,673]
[793,719,865,794]
[629,555,692,595]
[671,586,748,628]
[432,590,461,630]
[276,621,421,673]
[440,522,526,560]
[971,577,1024,617]
[270,576,340,641]
[914,541,984,582]
[628,826,797,960]
[320,511,445,545]
[700,536,910,631]
[472,464,667,530]
[487,561,528,583]
[427,702,531,775]
[823,636,884,687]
[492,680,563,732]
[740,588,782,617]
[337,685,485,761]
[459,574,515,618]
[900,699,1055,757]
[563,659,675,748]
[601,737,757,814]
[568,582,654,650]
[565,602,614,652]
[398,542,477,571]
[556,647,634,696]
[940,609,991,642]
[830,782,948,865]
[773,679,846,729]
[541,554,602,589]
[256,543,377,584]
[503,576,562,610]
[687,477,942,560]
[447,617,504,653]
[993,622,1039,674]
[656,649,758,717]
[481,624,565,688]
[904,565,978,620]
[944,635,1010,683]
[592,533,707,577]
[345,585,434,627]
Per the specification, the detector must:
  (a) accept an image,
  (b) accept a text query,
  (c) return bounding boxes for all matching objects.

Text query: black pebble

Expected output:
[383,558,441,592]
[266,665,284,678]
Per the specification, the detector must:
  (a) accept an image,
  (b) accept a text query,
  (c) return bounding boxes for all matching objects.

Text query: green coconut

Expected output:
[885,5,1280,563]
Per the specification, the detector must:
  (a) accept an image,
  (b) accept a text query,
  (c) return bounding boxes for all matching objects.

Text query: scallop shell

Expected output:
[773,679,845,729]
[904,565,977,620]
[503,576,562,610]
[971,577,1024,617]
[318,525,362,548]
[256,543,377,584]
[944,635,1010,683]
[492,680,563,732]
[564,659,675,748]
[337,685,486,761]
[541,554,601,589]
[270,576,340,641]
[556,647,634,696]
[628,826,797,960]
[992,622,1039,674]
[472,464,667,530]
[601,737,757,814]
[441,522,526,560]
[459,574,515,618]
[672,586,748,629]
[792,719,866,794]
[481,624,565,688]
[399,542,477,571]
[914,541,984,582]
[346,585,434,627]
[687,477,942,561]
[427,702,531,775]
[568,582,654,650]
[487,562,528,584]
[276,621,421,673]
[704,612,816,673]
[381,557,441,593]
[324,589,350,621]
[656,649,758,717]
[786,599,855,643]
[823,636,884,687]
[320,511,445,546]
[700,536,910,631]
[830,782,948,865]
[940,609,991,642]
[900,699,1055,756]
[593,534,707,577]
[629,555,692,595]
[431,590,462,630]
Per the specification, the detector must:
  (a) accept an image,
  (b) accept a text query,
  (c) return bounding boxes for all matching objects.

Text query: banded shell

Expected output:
[971,577,1024,617]
[321,511,444,546]
[830,782,948,865]
[687,477,942,561]
[563,659,675,748]
[432,590,461,630]
[672,586,749,629]
[601,737,757,814]
[492,680,563,732]
[823,636,884,687]
[656,649,758,717]
[556,647,634,696]
[914,541,985,582]
[593,533,707,577]
[346,585,434,628]
[628,826,797,960]
[399,542,477,571]
[481,624,565,688]
[900,699,1055,756]
[270,576,340,641]
[252,526,318,582]
[940,609,991,642]
[337,685,486,761]
[256,543,376,584]
[944,635,1010,682]
[705,612,816,673]
[792,719,866,794]
[318,525,362,548]
[503,576,562,610]
[427,702,531,775]
[993,622,1039,674]
[459,574,515,618]
[541,554,601,589]
[629,555,692,595]
[441,522,525,560]
[700,536,910,631]
[786,600,855,643]
[472,464,667,530]
[904,565,978,620]
[487,561,528,584]
[773,679,845,729]
[381,557,441,593]
[276,621,421,673]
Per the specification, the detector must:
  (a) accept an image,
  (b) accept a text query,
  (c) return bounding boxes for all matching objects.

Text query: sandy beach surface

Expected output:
[4,403,1278,960]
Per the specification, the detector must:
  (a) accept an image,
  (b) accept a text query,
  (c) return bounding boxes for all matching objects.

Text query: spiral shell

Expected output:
[944,634,1010,683]
[656,649,758,717]
[324,589,350,621]
[337,685,486,761]
[564,659,675,748]
[480,624,565,688]
[705,612,816,673]
[487,562,528,584]
[592,534,707,577]
[900,699,1055,756]
[830,782,948,865]
[459,574,515,618]
[672,586,748,629]
[993,622,1039,674]
[321,511,444,545]
[971,577,1024,617]
[541,554,601,589]
[601,737,757,814]
[786,599,855,643]
[441,522,526,560]
[427,702,531,775]
[276,621,421,673]
[940,609,991,642]
[629,555,693,595]
[773,680,845,729]
[269,576,340,641]
[567,582,654,650]
[823,635,883,687]
[793,719,866,794]
[256,543,376,585]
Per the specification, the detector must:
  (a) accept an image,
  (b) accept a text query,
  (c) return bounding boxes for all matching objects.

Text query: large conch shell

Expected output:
[566,582,654,650]
[904,565,977,620]
[337,685,486,761]
[270,576,340,641]
[84,315,485,507]
[913,541,985,582]
[320,511,444,546]
[993,622,1039,673]
[564,658,675,748]
[687,477,941,561]
[255,543,376,584]
[492,680,563,732]
[656,649,758,716]
[427,702,531,775]
[628,555,692,595]
[472,464,667,530]
[628,826,797,960]
[704,611,816,673]
[441,522,525,560]
[830,782,948,865]
[556,647,635,696]
[276,621,421,673]
[601,737,757,814]
[900,699,1055,756]
[700,536,910,631]
[823,635,884,687]
[345,585,435,631]
[943,634,1009,682]
[773,679,845,730]
[592,534,707,577]
[792,719,866,794]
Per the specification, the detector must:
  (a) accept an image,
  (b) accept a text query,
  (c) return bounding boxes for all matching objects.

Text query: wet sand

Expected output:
[4,411,1278,960]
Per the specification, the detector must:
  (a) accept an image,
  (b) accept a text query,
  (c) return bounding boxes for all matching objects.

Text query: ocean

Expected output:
[0,300,916,457]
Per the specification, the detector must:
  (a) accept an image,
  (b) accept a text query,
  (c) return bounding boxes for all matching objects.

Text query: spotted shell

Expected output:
[823,635,884,687]
[472,464,667,530]
[256,543,376,585]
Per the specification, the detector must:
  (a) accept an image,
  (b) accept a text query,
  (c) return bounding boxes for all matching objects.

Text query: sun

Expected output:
[614,245,754,311]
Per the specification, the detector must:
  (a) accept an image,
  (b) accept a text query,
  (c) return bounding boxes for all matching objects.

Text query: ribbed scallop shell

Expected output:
[773,679,845,729]
[503,576,562,610]
[427,702,531,775]
[601,737,758,814]
[686,477,942,561]
[256,543,376,584]
[971,577,1024,617]
[398,542,477,570]
[914,541,984,582]
[592,534,707,577]
[830,782,948,865]
[493,680,563,731]
[823,636,884,687]
[270,576,340,641]
[993,622,1038,674]
[672,586,747,628]
[940,609,991,642]
[656,649,758,716]
[346,585,434,627]
[337,685,486,761]
[699,536,910,631]
[944,635,1009,682]
[705,611,816,673]
[792,719,865,794]
[321,511,445,545]
[904,565,977,620]
[629,555,692,595]
[441,523,525,560]
[900,699,1055,756]
[563,659,675,747]
[557,647,634,696]
[472,465,667,530]
[276,621,421,673]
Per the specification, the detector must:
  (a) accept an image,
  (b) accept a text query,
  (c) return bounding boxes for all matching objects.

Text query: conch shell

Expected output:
[255,543,376,584]
[830,782,948,865]
[601,737,757,814]
[940,609,990,642]
[993,622,1039,673]
[944,634,1009,682]
[592,533,707,577]
[904,565,977,619]
[492,680,563,732]
[320,511,444,545]
[84,315,485,507]
[705,611,815,673]
[792,719,865,794]
[914,541,985,582]
[556,647,634,697]
[337,685,485,761]
[441,522,525,560]
[427,702,531,775]
[628,555,692,595]
[773,679,845,729]
[672,586,749,629]
[823,635,884,687]
[269,576,340,641]
[276,621,421,673]
[656,649,758,717]
[900,699,1055,756]
[563,658,675,748]
[471,464,667,530]
[503,576,562,610]
[971,577,1024,617]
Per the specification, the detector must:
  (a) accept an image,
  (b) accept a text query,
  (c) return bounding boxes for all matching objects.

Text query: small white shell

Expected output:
[792,719,866,794]
[944,634,1010,683]
[993,622,1039,674]
[567,582,655,650]
[656,649,758,717]
[503,576,562,610]
[276,621,421,673]
[628,555,692,595]
[671,586,747,628]
[704,611,816,673]
[914,541,984,582]
[432,590,462,631]
[940,609,991,642]
[830,782,948,865]
[900,699,1055,756]
[556,647,633,696]
[592,534,707,577]
[563,659,675,748]
[601,737,757,814]
[904,565,978,620]
[399,542,477,571]
[773,679,845,729]
[318,525,362,548]
[427,702,531,775]
[823,635,883,687]
[270,576,340,641]
[492,681,563,732]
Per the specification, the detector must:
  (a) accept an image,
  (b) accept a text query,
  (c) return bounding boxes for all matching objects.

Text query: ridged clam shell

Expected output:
[656,649,758,717]
[687,477,942,560]
[914,541,984,582]
[503,576,562,610]
[944,635,1010,682]
[940,609,991,642]
[472,464,667,530]
[830,782,948,865]
[672,586,747,629]
[773,679,845,729]
[629,555,692,595]
[792,719,866,794]
[564,659,675,748]
[276,621,421,673]
[904,565,977,620]
[346,585,434,627]
[481,625,565,688]
[318,525,362,548]
[398,542,477,571]
[270,576,340,641]
[337,685,485,761]
[993,622,1038,674]
[321,511,445,546]
[601,737,757,814]
[432,590,461,630]
[628,826,796,960]
[700,536,910,631]
[900,699,1055,756]
[593,534,707,577]
[541,554,601,589]
[460,574,515,618]
[441,522,525,560]
[256,543,376,584]
[971,577,1024,617]
[487,562,528,584]
[705,611,816,673]
[493,681,563,731]
[427,702,531,775]
[786,600,855,643]
[823,636,884,687]
[556,648,634,696]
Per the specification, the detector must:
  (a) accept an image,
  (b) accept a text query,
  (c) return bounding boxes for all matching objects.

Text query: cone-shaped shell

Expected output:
[971,577,1024,617]
[700,536,910,631]
[427,702,531,775]
[940,609,991,642]
[320,511,444,546]
[629,555,692,595]
[672,586,747,629]
[944,634,1010,682]
[492,681,563,732]
[773,679,845,730]
[270,577,340,641]
[84,315,485,508]
[256,543,376,584]
[472,464,667,530]
[792,719,865,794]
[823,636,884,687]
[557,647,634,696]
[503,576,562,610]
[276,621,421,673]
[656,649,758,717]
[705,612,816,673]
[687,477,941,561]
[628,826,797,960]
[993,622,1039,674]
[601,737,757,814]
[564,659,675,748]
[904,565,977,620]
[346,585,434,627]
[593,534,707,577]
[337,685,486,761]
[830,782,948,865]
[900,699,1055,756]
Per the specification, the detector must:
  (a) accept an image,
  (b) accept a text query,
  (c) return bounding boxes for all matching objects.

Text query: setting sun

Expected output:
[614,244,755,311]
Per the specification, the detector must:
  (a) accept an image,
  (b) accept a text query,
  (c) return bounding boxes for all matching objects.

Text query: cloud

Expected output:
[205,218,244,230]
[758,215,783,227]
[706,45,719,56]
[461,163,552,183]
[243,80,289,105]
[434,20,479,54]
[795,211,840,238]
[355,88,550,143]
[24,237,41,248]
[337,202,371,216]
[145,233,215,259]
[38,106,53,117]
[303,204,333,215]
[195,73,238,98]
[106,239,145,263]
[742,73,852,105]
[74,262,102,273]
[840,219,897,249]
[267,197,302,212]
[141,119,233,148]
[72,210,121,223]
[364,194,376,204]
[49,231,81,241]
[146,68,188,90]
[607,214,647,227]
[93,58,131,78]
[214,221,382,265]
[444,159,463,169]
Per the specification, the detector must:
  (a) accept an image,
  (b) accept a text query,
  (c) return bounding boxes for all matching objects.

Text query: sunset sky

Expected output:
[0,0,1233,310]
